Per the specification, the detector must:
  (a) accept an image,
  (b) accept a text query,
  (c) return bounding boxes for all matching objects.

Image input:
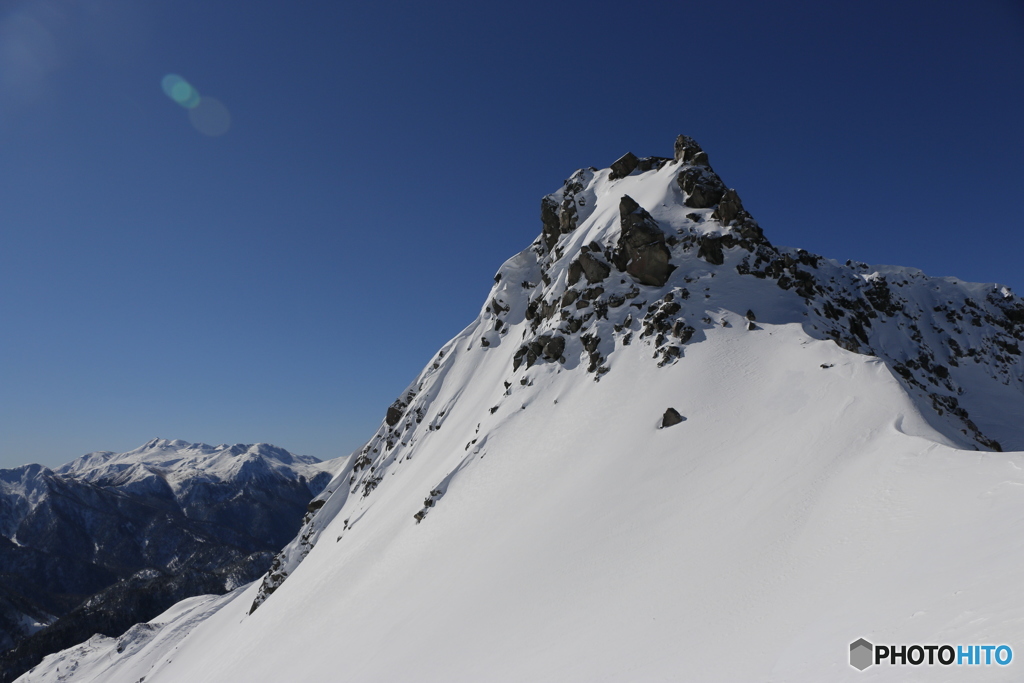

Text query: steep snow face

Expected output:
[21,137,1024,683]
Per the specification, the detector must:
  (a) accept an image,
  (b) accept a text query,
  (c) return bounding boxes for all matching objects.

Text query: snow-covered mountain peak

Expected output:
[2,441,340,537]
[497,135,1022,448]
[237,133,1022,616]
[54,439,332,490]
[18,135,1024,683]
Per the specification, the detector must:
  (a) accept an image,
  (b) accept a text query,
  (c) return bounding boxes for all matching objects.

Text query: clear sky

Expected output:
[1,0,1021,468]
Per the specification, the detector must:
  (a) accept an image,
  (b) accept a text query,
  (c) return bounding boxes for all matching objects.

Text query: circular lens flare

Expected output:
[188,97,231,136]
[161,74,200,109]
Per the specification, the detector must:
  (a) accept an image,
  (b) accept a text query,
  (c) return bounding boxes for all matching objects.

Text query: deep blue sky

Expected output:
[1,0,1021,468]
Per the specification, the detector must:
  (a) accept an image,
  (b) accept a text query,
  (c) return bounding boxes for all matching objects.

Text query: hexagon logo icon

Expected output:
[850,638,873,670]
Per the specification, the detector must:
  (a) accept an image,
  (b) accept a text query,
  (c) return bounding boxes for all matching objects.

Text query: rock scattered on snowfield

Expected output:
[660,408,685,428]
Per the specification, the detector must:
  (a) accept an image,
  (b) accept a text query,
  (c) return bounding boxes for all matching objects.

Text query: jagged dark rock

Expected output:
[580,333,604,373]
[540,196,561,250]
[661,408,684,428]
[559,196,578,234]
[673,135,709,166]
[697,234,726,266]
[657,345,682,366]
[578,251,611,284]
[636,156,672,172]
[513,334,566,370]
[613,195,674,287]
[713,188,744,225]
[558,169,589,235]
[609,152,639,180]
[385,401,406,427]
[543,335,565,360]
[567,260,584,286]
[677,167,725,209]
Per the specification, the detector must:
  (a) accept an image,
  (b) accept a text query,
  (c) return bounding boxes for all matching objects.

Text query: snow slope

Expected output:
[20,138,1024,682]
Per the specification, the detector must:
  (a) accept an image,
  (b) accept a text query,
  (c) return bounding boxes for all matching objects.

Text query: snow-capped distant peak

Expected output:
[55,439,329,483]
[9,440,345,514]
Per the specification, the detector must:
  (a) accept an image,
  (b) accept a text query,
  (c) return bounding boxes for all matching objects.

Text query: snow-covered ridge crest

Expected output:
[2,439,338,535]
[54,438,333,494]
[247,134,1023,615]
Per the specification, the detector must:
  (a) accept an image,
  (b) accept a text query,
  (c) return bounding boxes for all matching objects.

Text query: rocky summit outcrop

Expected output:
[507,134,1021,449]
[673,134,710,166]
[0,440,335,683]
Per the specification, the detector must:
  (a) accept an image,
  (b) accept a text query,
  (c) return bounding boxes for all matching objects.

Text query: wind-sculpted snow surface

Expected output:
[21,136,1024,682]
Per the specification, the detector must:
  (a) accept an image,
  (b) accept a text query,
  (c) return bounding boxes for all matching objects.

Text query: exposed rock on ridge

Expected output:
[515,134,1022,449]
[612,195,674,287]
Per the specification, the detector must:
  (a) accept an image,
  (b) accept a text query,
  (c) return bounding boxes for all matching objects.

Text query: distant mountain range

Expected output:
[0,439,338,682]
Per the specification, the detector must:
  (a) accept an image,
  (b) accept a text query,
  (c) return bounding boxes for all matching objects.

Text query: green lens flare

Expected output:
[170,82,190,101]
[160,74,182,97]
[161,74,201,109]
